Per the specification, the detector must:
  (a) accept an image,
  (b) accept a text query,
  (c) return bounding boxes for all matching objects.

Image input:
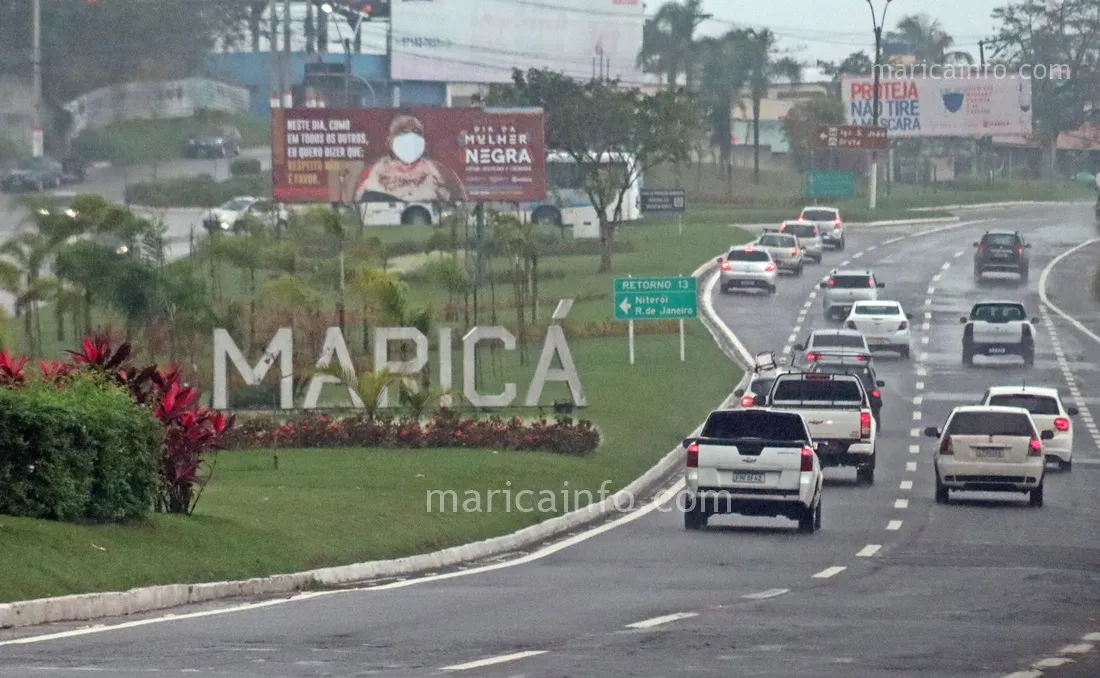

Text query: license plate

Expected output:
[731,471,765,483]
[736,280,754,286]
[867,337,887,344]
[988,347,1006,354]
[975,449,1004,458]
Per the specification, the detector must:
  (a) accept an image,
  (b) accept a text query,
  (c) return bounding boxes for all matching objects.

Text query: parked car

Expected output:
[185,125,242,158]
[203,196,290,233]
[60,156,88,184]
[1,155,64,192]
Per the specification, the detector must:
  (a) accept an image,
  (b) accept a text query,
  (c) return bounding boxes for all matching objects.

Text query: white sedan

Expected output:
[979,385,1078,470]
[844,300,913,358]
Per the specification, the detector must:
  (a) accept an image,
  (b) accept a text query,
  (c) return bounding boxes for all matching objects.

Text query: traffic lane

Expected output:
[1044,239,1100,335]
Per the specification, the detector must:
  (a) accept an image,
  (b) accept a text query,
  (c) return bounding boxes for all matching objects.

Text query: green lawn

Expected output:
[72,112,271,166]
[0,332,739,603]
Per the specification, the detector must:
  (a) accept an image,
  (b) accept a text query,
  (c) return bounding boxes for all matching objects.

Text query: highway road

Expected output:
[1,204,1099,677]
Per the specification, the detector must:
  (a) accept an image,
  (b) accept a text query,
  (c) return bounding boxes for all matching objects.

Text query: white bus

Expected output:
[355,150,643,232]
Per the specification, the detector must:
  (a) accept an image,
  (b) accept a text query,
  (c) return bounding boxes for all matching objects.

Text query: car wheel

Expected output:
[973,269,982,282]
[856,462,874,486]
[768,284,777,294]
[798,500,818,533]
[838,238,846,250]
[900,346,910,359]
[1029,482,1044,507]
[814,494,822,529]
[935,476,949,504]
[962,343,974,365]
[684,506,707,530]
[1061,458,1072,472]
[1020,268,1029,283]
[794,265,803,277]
[1023,346,1035,367]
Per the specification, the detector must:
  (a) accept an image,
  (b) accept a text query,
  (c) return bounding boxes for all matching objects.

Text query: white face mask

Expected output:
[391,132,425,164]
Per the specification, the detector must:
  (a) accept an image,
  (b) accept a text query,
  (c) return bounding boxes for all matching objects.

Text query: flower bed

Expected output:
[223,411,600,456]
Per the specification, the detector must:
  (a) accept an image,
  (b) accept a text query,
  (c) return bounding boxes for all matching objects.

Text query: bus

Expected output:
[355,150,643,232]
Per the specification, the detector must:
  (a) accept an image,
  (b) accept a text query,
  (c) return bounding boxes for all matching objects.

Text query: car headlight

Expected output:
[220,221,230,230]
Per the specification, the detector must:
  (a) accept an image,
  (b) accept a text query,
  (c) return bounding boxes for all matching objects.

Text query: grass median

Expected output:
[0,220,748,603]
[72,112,271,166]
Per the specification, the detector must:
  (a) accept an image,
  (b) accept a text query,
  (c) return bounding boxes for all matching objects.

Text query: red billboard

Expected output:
[271,107,547,204]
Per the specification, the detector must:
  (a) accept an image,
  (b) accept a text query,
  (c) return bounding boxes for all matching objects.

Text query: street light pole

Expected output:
[343,37,351,106]
[31,0,42,157]
[866,0,892,211]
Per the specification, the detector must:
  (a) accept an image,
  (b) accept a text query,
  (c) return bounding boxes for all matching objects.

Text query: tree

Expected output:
[817,51,874,97]
[738,29,803,184]
[490,69,700,272]
[888,14,974,65]
[990,0,1100,177]
[783,97,846,172]
[699,32,750,183]
[636,0,711,89]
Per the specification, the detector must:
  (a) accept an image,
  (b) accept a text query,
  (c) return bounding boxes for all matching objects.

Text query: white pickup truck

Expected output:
[683,408,823,533]
[751,371,877,484]
[960,301,1039,366]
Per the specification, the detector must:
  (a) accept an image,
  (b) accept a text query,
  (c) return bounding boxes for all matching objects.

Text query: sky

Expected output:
[693,0,1005,72]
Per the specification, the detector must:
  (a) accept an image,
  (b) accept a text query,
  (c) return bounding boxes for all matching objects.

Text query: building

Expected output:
[730,82,832,170]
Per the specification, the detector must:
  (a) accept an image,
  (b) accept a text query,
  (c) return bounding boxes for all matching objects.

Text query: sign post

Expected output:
[639,188,687,236]
[613,275,698,364]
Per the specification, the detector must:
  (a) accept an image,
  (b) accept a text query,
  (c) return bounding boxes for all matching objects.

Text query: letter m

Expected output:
[212,328,294,409]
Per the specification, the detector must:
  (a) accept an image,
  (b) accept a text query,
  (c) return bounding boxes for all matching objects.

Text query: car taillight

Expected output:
[939,435,954,455]
[871,389,880,398]
[720,260,731,270]
[764,262,776,272]
[1028,438,1042,456]
[740,395,755,408]
[1054,417,1069,431]
[833,218,841,229]
[977,245,983,253]
[898,320,909,330]
[686,442,699,467]
[1022,324,1032,339]
[812,227,819,234]
[791,248,798,256]
[827,278,835,286]
[846,320,857,329]
[800,446,814,472]
[868,278,875,287]
[1018,246,1024,254]
[856,354,869,361]
[806,352,821,361]
[860,411,872,438]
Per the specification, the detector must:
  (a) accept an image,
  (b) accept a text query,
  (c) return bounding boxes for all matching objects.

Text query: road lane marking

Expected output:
[913,396,924,406]
[742,588,790,600]
[788,333,797,344]
[626,612,699,629]
[926,286,936,295]
[856,545,881,557]
[1003,671,1043,678]
[894,499,909,509]
[941,261,952,270]
[900,480,913,490]
[1032,657,1073,669]
[913,411,922,420]
[1082,632,1100,641]
[953,250,965,258]
[866,245,877,251]
[919,352,928,361]
[906,462,917,471]
[910,428,920,437]
[441,651,548,671]
[886,520,903,530]
[915,381,925,390]
[921,336,930,344]
[924,311,933,320]
[921,322,930,331]
[1057,643,1094,654]
[924,297,932,306]
[917,366,927,376]
[909,444,920,454]
[852,251,863,259]
[931,274,942,283]
[812,566,847,579]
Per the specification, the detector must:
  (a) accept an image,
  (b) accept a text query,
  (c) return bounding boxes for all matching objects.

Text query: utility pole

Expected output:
[31,0,42,157]
[979,40,986,66]
[387,11,399,105]
[344,38,352,106]
[282,0,292,107]
[866,0,892,211]
[269,0,280,109]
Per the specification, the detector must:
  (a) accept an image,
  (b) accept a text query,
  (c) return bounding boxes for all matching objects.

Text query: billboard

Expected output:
[841,75,1033,138]
[390,0,645,84]
[271,107,547,204]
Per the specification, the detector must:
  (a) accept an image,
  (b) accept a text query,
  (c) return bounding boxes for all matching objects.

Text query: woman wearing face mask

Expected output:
[355,114,467,205]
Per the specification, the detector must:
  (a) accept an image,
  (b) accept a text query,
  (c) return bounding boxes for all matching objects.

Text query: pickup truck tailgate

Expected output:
[695,440,804,491]
[794,409,863,441]
[974,322,1023,342]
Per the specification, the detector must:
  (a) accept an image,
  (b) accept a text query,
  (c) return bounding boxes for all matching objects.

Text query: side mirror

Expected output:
[753,395,767,407]
[1031,317,1040,324]
[716,256,723,263]
[1068,406,1079,416]
[973,241,979,247]
[682,438,696,449]
[923,426,940,438]
[1040,430,1054,440]
[959,316,969,324]
[876,380,886,387]
[801,247,808,252]
[793,343,805,351]
[876,282,885,288]
[906,313,913,319]
[733,388,745,397]
[819,281,828,288]
[1026,243,1032,248]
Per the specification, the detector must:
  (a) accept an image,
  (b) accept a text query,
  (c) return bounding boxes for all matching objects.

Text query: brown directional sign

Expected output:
[813,125,889,150]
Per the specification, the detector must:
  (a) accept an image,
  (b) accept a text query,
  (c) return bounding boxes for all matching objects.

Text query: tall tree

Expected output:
[783,97,846,172]
[817,51,874,97]
[636,0,711,89]
[699,31,750,182]
[888,13,974,65]
[490,69,699,272]
[738,29,803,184]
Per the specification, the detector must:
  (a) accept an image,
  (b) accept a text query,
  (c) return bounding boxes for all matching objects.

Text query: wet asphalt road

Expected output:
[0,203,1099,677]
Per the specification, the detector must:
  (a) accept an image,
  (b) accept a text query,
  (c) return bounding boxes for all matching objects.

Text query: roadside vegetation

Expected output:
[72,110,271,166]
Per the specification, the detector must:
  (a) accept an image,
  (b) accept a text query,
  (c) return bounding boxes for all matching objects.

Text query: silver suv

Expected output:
[753,232,805,276]
[819,269,886,321]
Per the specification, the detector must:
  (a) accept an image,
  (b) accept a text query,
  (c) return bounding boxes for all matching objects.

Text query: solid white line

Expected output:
[626,612,699,629]
[1039,237,1100,344]
[441,651,548,671]
[856,545,881,557]
[742,588,790,600]
[894,499,909,509]
[812,566,847,579]
[900,480,914,490]
[886,520,903,530]
[909,444,920,454]
[906,462,917,471]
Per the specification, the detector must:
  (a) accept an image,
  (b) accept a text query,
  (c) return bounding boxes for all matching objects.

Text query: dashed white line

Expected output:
[840,259,851,266]
[787,333,797,344]
[953,250,965,258]
[1057,643,1094,654]
[886,520,903,530]
[921,336,930,344]
[926,286,936,295]
[923,311,933,320]
[924,297,933,306]
[906,462,917,471]
[802,300,813,309]
[915,381,925,391]
[931,274,943,283]
[921,322,931,332]
[919,352,928,361]
[441,651,548,671]
[856,544,881,557]
[866,245,877,251]
[900,480,914,490]
[851,251,864,259]
[894,499,909,509]
[910,428,920,438]
[742,588,790,600]
[1082,632,1100,642]
[917,366,927,376]
[908,444,920,454]
[941,261,952,270]
[913,411,922,420]
[812,566,847,579]
[1003,670,1043,678]
[912,397,923,406]
[1032,657,1074,669]
[625,612,699,629]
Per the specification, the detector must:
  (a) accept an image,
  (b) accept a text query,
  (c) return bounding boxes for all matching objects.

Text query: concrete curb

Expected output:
[0,256,751,630]
[908,200,1091,211]
[736,216,959,230]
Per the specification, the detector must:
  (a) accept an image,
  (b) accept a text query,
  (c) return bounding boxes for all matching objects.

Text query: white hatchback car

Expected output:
[718,246,778,294]
[793,328,871,366]
[978,386,1078,470]
[844,300,913,358]
[924,405,1054,506]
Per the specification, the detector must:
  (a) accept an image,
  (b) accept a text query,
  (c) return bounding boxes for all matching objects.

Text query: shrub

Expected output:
[0,374,162,523]
[124,172,272,207]
[223,410,600,455]
[230,158,262,176]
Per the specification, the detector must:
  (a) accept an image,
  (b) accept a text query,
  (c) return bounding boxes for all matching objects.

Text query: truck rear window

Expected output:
[987,394,1060,415]
[970,304,1026,322]
[701,410,807,441]
[946,412,1035,436]
[828,275,873,288]
[772,378,862,402]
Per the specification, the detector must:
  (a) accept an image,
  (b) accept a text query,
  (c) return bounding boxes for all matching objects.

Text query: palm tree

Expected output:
[699,31,750,188]
[738,28,803,184]
[889,14,974,65]
[636,0,711,89]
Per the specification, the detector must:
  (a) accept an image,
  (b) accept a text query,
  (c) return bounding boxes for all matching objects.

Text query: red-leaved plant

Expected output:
[0,348,27,387]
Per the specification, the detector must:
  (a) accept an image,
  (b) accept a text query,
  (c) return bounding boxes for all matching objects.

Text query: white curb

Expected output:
[0,255,751,630]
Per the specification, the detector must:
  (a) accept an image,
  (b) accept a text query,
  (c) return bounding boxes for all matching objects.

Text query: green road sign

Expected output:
[614,276,698,320]
[804,170,855,198]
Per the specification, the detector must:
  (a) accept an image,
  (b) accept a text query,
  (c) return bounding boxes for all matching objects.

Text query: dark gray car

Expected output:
[1,155,64,192]
[185,125,242,158]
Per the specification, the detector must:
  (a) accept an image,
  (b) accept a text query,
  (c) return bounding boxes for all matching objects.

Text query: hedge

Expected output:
[124,172,272,208]
[0,374,163,523]
[230,158,262,176]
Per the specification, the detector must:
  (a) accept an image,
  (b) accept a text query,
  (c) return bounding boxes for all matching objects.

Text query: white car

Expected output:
[718,245,778,294]
[979,386,1079,470]
[924,405,1054,506]
[794,328,871,365]
[799,206,844,250]
[844,300,913,358]
[683,408,823,533]
[961,301,1039,366]
[206,196,290,233]
[779,220,824,262]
